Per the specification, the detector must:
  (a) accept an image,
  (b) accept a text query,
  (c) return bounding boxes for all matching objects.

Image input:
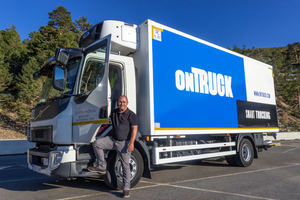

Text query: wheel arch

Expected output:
[105,137,152,179]
[134,137,152,179]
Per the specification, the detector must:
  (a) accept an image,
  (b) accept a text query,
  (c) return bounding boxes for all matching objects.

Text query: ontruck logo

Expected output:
[175,67,233,98]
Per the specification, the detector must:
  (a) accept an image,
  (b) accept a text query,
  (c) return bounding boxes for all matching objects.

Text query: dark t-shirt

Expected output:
[110,108,138,141]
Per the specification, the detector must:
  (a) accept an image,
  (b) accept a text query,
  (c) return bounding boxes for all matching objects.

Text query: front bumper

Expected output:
[28,146,99,178]
[28,146,76,176]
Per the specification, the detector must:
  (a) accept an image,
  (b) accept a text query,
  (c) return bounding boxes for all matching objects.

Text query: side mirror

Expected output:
[53,66,66,91]
[55,48,69,66]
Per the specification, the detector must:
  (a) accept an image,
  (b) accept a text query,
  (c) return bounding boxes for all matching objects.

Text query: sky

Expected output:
[0,0,299,49]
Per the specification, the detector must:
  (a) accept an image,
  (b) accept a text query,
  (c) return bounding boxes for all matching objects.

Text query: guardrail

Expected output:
[263,132,300,141]
[0,132,299,155]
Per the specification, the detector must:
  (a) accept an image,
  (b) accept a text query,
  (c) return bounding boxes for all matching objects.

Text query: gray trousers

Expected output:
[93,136,131,190]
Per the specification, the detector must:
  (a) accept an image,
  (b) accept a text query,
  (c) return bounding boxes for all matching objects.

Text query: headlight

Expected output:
[50,151,63,170]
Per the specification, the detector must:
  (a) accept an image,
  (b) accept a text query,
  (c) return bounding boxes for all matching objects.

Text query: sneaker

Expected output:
[87,166,106,174]
[123,190,130,198]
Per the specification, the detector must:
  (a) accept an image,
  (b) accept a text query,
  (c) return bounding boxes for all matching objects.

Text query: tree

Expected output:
[75,16,92,33]
[0,53,12,92]
[0,26,24,92]
[0,26,24,74]
[14,57,41,104]
[48,6,74,30]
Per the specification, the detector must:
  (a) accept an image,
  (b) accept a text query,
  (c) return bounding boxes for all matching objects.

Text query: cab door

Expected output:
[72,35,111,143]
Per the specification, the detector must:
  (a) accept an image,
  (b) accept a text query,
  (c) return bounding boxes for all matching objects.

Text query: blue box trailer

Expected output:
[134,20,279,137]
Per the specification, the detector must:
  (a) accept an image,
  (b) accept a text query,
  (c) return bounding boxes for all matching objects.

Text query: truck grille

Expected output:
[30,126,53,143]
[28,148,50,168]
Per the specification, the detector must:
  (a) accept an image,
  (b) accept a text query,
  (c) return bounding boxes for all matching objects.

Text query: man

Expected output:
[88,95,138,198]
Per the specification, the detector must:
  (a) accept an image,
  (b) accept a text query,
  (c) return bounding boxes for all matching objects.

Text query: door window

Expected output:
[79,59,105,94]
[109,64,123,109]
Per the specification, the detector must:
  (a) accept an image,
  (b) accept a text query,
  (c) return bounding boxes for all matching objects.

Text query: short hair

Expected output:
[118,95,128,102]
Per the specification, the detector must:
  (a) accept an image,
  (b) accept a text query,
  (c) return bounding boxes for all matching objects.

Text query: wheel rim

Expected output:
[114,155,138,181]
[242,143,251,162]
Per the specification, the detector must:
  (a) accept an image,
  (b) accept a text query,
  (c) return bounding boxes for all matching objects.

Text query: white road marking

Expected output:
[0,166,11,170]
[132,182,168,190]
[139,180,159,184]
[172,163,300,184]
[287,163,300,165]
[138,180,277,200]
[54,183,166,200]
[55,193,107,200]
[282,147,299,154]
[0,165,26,170]
[169,184,276,200]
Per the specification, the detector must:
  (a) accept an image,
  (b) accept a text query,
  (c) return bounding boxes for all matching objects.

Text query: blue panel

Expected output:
[152,30,247,128]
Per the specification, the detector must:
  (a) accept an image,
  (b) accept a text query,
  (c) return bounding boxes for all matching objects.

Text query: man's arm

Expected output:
[128,125,138,152]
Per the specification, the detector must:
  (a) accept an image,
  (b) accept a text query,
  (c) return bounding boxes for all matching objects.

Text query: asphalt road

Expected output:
[1,140,300,200]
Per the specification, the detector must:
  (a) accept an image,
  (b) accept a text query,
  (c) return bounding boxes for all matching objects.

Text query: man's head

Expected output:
[118,96,128,113]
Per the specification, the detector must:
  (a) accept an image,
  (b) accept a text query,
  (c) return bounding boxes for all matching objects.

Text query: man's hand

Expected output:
[128,125,138,152]
[128,143,134,152]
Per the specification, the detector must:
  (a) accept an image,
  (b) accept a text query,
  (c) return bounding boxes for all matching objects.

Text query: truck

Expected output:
[27,19,279,189]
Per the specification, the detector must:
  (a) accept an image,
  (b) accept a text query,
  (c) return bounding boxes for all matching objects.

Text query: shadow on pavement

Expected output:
[0,155,123,198]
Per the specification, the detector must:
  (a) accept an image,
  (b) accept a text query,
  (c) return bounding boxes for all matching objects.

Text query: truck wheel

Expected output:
[104,149,144,189]
[236,138,254,167]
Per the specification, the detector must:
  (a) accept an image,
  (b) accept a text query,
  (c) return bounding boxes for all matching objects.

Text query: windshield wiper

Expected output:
[61,93,81,98]
[46,92,88,102]
[61,93,90,99]
[47,94,80,102]
[34,105,50,121]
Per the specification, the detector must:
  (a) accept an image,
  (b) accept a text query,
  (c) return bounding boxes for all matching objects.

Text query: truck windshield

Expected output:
[39,57,81,102]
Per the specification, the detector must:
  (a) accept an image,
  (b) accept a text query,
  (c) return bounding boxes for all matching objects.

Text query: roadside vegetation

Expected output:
[231,44,300,131]
[0,6,299,139]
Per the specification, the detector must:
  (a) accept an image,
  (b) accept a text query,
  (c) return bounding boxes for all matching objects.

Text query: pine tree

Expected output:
[15,57,41,103]
[75,16,92,33]
[0,26,24,91]
[0,53,12,92]
[48,6,74,30]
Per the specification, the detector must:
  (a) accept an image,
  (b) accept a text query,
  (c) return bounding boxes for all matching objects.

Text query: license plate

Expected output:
[42,158,49,166]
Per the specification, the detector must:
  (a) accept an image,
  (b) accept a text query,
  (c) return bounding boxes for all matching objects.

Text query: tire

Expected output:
[104,149,144,189]
[236,138,254,167]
